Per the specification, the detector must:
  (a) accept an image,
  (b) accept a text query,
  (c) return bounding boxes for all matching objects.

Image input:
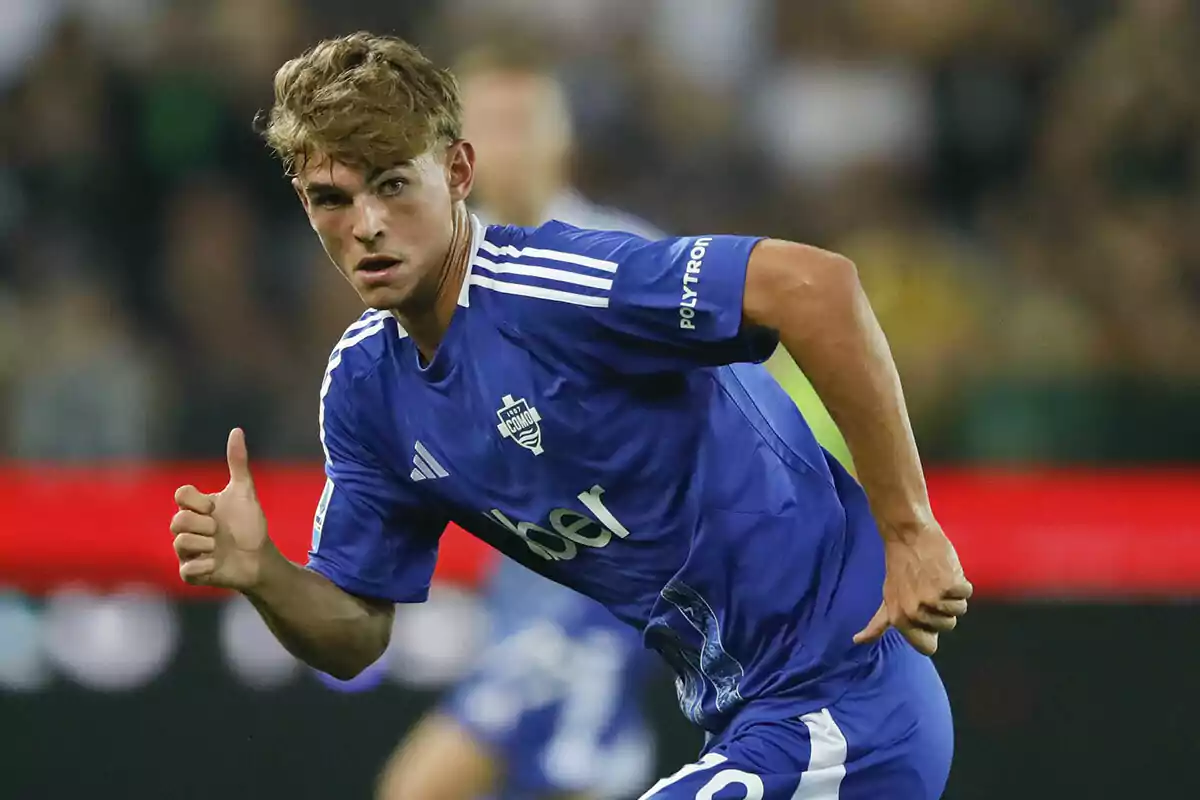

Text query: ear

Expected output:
[446,140,475,204]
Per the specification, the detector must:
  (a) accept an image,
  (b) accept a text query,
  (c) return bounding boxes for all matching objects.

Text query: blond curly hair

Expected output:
[258,32,463,176]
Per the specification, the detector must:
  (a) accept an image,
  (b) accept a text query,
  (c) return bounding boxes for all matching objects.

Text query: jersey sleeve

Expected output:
[503,227,778,375]
[306,368,447,604]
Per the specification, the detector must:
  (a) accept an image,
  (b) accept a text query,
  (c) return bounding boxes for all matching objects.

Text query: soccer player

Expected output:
[170,33,971,799]
[375,47,661,800]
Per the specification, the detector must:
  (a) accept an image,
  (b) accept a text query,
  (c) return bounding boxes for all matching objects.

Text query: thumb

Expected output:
[853,602,890,645]
[226,427,256,492]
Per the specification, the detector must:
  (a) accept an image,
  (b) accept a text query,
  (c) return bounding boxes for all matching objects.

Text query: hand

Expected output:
[853,521,972,656]
[171,428,273,591]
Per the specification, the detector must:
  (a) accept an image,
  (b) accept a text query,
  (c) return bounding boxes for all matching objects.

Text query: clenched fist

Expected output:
[853,520,972,656]
[171,428,272,591]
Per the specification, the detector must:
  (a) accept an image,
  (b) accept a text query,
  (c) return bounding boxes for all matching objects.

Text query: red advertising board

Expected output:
[1,465,1197,597]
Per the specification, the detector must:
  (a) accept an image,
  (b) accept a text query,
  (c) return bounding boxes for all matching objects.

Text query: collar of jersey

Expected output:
[455,212,485,308]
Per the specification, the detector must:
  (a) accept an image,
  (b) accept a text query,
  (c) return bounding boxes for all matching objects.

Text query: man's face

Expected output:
[460,70,569,222]
[293,143,474,312]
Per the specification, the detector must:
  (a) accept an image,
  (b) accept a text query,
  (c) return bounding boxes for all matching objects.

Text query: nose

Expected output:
[351,195,387,246]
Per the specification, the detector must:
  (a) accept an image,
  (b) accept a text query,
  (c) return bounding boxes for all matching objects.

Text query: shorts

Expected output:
[637,629,954,799]
[444,561,655,800]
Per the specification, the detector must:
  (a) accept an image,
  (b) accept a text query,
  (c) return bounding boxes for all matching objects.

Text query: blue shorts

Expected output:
[638,629,953,799]
[443,561,655,800]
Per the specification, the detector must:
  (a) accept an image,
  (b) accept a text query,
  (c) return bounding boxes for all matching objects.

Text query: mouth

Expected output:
[354,256,403,284]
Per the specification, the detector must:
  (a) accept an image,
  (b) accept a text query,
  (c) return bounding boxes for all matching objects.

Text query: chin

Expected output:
[358,282,435,316]
[356,285,410,312]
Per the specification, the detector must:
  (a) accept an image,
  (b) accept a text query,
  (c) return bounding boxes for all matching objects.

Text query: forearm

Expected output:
[751,242,932,537]
[245,543,394,679]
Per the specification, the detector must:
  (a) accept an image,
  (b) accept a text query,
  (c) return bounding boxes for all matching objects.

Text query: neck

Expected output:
[394,202,472,362]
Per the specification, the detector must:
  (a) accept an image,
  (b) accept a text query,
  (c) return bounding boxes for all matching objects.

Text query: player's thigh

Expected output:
[636,757,942,800]
[638,669,953,800]
[634,731,916,800]
[834,632,955,800]
[377,712,500,800]
[636,750,798,799]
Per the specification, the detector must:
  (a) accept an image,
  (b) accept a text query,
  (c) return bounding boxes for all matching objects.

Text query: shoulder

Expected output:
[481,218,654,265]
[467,221,649,319]
[322,308,402,398]
[469,221,750,330]
[463,221,657,372]
[319,309,403,459]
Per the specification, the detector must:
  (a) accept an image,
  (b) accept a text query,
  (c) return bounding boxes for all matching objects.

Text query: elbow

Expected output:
[323,663,364,682]
[827,252,859,286]
[324,639,389,682]
[324,658,375,682]
[746,240,861,330]
[324,610,393,681]
[788,244,860,298]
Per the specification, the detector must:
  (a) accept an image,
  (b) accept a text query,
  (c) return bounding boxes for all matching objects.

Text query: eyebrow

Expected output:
[303,182,345,195]
[367,162,412,181]
[302,162,414,194]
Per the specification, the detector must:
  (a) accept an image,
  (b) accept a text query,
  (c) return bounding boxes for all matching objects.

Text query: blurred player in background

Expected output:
[375,46,661,800]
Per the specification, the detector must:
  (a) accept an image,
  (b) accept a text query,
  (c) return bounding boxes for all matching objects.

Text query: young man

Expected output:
[375,49,662,800]
[170,33,971,799]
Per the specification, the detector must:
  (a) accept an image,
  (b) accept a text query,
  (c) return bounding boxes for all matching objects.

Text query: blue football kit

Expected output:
[308,216,954,798]
[441,193,662,800]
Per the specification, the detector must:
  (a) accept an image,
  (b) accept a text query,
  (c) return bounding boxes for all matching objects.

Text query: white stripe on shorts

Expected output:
[791,708,848,799]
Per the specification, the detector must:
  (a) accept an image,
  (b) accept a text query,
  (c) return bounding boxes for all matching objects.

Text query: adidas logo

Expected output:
[410,441,449,482]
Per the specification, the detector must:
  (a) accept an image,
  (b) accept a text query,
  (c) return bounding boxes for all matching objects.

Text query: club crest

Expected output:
[496,394,544,455]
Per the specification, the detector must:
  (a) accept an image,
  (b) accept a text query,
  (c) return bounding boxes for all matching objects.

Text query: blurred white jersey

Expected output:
[475,189,664,241]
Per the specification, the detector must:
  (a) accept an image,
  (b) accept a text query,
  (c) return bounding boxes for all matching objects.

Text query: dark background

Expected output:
[3,602,1197,799]
[2,1,1199,798]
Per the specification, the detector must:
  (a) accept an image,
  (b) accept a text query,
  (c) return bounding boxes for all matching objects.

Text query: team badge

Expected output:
[496,394,544,455]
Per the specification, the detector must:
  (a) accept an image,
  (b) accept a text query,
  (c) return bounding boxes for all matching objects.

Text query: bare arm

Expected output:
[171,428,394,680]
[741,240,971,653]
[742,240,931,537]
[246,544,394,680]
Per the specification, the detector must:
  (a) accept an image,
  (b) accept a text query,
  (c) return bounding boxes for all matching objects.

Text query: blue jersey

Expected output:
[309,217,886,734]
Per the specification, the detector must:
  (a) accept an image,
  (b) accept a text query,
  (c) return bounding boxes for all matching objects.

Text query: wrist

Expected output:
[243,538,288,600]
[875,506,937,544]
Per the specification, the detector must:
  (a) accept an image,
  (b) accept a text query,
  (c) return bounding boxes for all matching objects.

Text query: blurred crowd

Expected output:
[1,0,1197,464]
